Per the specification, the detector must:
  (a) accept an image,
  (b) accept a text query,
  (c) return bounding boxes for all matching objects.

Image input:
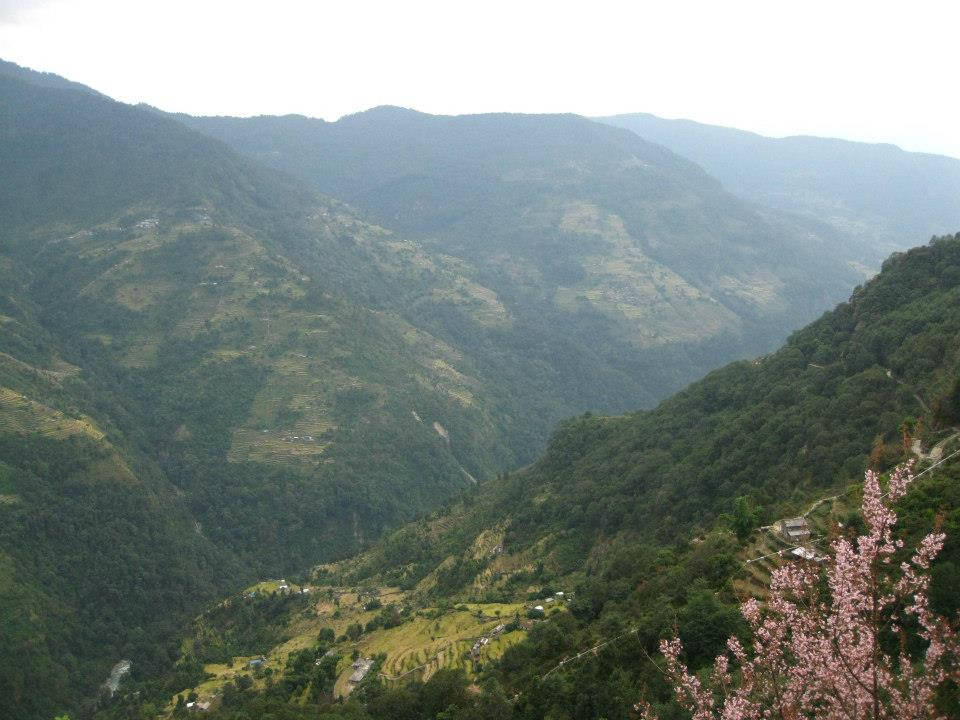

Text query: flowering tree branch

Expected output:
[640,462,960,720]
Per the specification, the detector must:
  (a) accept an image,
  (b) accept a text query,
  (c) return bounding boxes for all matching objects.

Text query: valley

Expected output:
[0,49,958,720]
[597,112,960,261]
[118,235,960,719]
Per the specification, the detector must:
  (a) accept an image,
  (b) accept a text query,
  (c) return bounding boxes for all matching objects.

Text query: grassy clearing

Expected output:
[119,338,159,368]
[114,280,176,310]
[243,579,304,595]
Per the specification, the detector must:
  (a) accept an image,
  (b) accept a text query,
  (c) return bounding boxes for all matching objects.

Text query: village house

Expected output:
[791,547,823,562]
[775,517,811,543]
[470,636,491,658]
[349,657,374,685]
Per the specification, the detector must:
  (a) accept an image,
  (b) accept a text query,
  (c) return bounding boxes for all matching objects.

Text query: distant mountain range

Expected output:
[598,112,960,258]
[177,106,878,383]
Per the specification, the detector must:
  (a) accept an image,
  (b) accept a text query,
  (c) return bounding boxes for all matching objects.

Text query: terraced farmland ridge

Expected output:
[167,582,543,711]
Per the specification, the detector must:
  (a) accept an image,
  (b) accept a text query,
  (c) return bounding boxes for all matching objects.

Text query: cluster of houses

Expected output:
[243,580,312,600]
[185,700,211,712]
[282,434,318,444]
[775,517,811,543]
[470,622,507,658]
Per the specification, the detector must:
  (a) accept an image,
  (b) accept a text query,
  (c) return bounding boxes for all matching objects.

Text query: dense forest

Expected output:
[345,233,960,590]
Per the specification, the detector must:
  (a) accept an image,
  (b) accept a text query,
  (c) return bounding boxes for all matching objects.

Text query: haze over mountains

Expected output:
[1,56,959,719]
[598,112,960,259]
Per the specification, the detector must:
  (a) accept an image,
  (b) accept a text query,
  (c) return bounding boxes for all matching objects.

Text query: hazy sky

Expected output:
[2,0,958,158]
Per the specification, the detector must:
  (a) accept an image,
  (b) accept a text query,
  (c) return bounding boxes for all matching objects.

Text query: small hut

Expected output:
[775,517,811,543]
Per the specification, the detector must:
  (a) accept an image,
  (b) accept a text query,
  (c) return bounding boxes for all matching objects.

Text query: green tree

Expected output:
[731,496,758,540]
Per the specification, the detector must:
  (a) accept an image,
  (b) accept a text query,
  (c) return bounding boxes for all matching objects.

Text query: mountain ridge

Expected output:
[598,111,960,259]
[0,63,842,716]
[177,104,866,345]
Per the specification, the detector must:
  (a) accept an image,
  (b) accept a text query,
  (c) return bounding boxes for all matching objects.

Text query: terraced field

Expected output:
[0,387,104,441]
[733,433,960,602]
[361,608,526,684]
[733,488,857,600]
[168,585,534,713]
[554,201,739,347]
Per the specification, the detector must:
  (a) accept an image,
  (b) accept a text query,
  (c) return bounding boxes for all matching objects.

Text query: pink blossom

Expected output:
[642,462,960,720]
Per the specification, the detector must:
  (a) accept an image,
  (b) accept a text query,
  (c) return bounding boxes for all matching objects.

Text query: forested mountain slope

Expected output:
[0,67,530,718]
[344,233,960,605]
[117,234,960,720]
[0,64,570,718]
[598,112,960,259]
[180,107,867,405]
[0,57,102,96]
[0,251,242,720]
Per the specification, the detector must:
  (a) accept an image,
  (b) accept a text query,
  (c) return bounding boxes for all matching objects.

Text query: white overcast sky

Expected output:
[2,0,958,158]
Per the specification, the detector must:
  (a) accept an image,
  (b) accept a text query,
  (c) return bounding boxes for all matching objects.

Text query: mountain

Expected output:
[597,112,960,259]
[0,68,518,717]
[0,61,864,718]
[0,57,103,96]
[337,233,960,593]
[178,107,870,386]
[3,59,952,719]
[117,235,960,720]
